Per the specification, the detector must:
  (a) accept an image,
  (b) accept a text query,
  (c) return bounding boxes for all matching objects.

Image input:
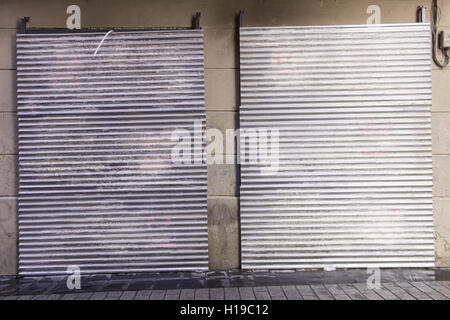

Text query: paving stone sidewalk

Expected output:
[1,281,450,300]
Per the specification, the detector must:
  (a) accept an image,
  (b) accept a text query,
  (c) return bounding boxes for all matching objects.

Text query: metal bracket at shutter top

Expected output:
[19,12,201,34]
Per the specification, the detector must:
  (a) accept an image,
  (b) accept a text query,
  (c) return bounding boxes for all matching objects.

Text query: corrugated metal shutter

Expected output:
[239,23,434,269]
[16,30,208,275]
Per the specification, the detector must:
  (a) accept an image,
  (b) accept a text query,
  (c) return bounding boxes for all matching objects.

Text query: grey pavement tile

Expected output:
[105,291,123,300]
[253,289,271,300]
[396,282,433,300]
[310,284,334,300]
[271,295,287,300]
[352,283,384,300]
[12,282,34,296]
[373,287,400,300]
[2,270,450,301]
[165,289,181,300]
[6,281,450,301]
[8,282,450,301]
[410,281,447,300]
[282,285,303,300]
[166,289,181,296]
[61,293,78,300]
[224,287,240,300]
[361,283,398,300]
[149,290,166,300]
[134,290,152,300]
[90,292,108,300]
[180,289,195,300]
[210,288,225,300]
[338,284,367,300]
[382,283,416,300]
[425,281,450,299]
[324,284,350,300]
[195,288,210,300]
[267,286,286,299]
[239,287,256,300]
[296,285,318,300]
[437,281,450,290]
[73,292,94,300]
[120,291,137,300]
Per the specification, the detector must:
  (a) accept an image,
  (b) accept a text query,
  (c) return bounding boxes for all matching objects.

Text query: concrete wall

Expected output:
[0,0,449,275]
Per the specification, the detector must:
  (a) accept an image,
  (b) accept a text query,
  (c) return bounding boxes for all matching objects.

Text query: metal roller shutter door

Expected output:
[239,23,434,269]
[16,30,208,275]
